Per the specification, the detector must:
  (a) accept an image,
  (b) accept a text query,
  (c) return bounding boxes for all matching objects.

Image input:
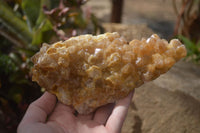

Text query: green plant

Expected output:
[0,0,103,132]
[178,35,200,62]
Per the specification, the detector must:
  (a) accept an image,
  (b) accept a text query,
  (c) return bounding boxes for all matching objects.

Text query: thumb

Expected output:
[19,92,57,124]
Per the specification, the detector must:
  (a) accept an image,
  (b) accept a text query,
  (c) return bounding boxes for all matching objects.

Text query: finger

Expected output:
[77,112,93,121]
[20,92,57,123]
[53,102,75,114]
[106,90,134,133]
[48,102,76,122]
[93,103,115,125]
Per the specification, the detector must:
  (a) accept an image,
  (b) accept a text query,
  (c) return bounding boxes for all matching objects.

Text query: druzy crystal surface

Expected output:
[32,32,187,114]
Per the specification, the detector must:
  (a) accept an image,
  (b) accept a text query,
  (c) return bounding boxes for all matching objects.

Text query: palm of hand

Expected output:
[18,92,133,133]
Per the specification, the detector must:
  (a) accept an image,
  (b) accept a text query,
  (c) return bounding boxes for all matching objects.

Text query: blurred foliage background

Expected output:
[173,0,200,62]
[0,0,200,132]
[0,0,103,132]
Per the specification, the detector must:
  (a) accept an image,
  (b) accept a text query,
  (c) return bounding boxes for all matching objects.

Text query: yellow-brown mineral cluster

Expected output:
[31,32,187,114]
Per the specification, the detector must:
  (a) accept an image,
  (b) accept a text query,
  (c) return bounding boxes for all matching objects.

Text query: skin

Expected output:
[17,90,134,133]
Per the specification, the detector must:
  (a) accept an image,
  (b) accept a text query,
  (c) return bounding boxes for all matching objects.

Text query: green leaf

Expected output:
[21,0,41,29]
[35,0,51,26]
[197,41,200,48]
[30,0,53,45]
[91,14,104,34]
[8,87,23,104]
[73,10,87,28]
[49,0,59,9]
[0,35,12,53]
[0,0,32,44]
[17,48,36,57]
[0,54,17,75]
[32,19,53,45]
[13,93,22,104]
[9,52,22,66]
[178,35,200,62]
[178,35,199,54]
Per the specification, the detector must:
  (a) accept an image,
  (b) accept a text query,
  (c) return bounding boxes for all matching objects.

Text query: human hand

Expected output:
[17,91,134,133]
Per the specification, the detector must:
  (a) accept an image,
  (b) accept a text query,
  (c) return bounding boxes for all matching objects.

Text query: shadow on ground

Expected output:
[123,82,200,133]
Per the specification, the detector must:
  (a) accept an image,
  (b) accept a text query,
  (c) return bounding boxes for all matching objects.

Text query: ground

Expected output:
[86,0,200,132]
[86,0,179,39]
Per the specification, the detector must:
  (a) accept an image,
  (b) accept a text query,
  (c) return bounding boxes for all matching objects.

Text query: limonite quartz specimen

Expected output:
[31,32,187,114]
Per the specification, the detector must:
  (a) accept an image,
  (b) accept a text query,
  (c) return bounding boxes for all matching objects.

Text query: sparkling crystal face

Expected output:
[31,32,187,114]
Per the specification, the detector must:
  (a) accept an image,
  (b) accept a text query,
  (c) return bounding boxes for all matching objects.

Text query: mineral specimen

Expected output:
[31,32,187,114]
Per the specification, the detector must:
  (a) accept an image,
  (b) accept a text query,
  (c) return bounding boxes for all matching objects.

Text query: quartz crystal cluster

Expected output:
[31,32,187,114]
